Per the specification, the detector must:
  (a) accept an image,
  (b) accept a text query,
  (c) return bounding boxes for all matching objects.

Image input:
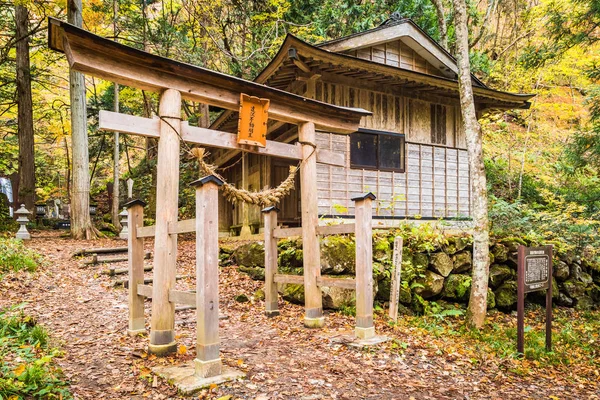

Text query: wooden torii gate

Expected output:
[48,17,371,381]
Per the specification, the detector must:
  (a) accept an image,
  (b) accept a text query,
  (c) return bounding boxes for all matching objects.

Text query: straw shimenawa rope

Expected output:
[191,147,298,206]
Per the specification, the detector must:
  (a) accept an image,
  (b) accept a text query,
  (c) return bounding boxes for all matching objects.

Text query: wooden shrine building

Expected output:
[212,16,534,235]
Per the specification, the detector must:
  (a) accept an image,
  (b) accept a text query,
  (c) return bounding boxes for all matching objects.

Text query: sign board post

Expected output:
[517,245,553,355]
[388,236,403,322]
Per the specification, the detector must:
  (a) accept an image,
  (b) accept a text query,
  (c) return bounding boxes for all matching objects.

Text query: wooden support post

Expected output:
[149,88,181,355]
[299,121,324,328]
[262,206,280,317]
[192,175,224,378]
[126,199,146,335]
[353,193,376,340]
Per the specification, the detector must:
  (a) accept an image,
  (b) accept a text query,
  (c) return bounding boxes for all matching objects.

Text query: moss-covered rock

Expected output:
[321,236,355,274]
[322,286,355,310]
[553,260,570,281]
[234,294,249,303]
[494,280,518,309]
[442,274,472,301]
[574,296,595,311]
[233,242,265,268]
[238,266,265,280]
[373,236,392,261]
[413,253,429,272]
[491,244,508,263]
[413,270,444,298]
[399,283,412,304]
[445,236,469,254]
[489,264,513,289]
[278,247,303,270]
[556,292,573,307]
[278,283,304,304]
[562,279,586,298]
[254,288,265,301]
[452,251,472,273]
[487,288,496,309]
[430,252,454,277]
[579,272,593,286]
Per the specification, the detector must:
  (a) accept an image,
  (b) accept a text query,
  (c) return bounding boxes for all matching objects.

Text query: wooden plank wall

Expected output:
[348,39,444,77]
[315,135,471,219]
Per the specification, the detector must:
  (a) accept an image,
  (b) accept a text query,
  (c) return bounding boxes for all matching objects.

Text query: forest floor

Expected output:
[1,232,599,400]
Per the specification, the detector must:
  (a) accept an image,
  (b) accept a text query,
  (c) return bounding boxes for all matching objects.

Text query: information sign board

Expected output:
[238,93,269,147]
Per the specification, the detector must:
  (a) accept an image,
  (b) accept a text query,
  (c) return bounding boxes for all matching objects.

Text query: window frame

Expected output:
[350,128,406,173]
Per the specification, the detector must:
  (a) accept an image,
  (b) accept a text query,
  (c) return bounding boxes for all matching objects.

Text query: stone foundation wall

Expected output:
[222,232,600,313]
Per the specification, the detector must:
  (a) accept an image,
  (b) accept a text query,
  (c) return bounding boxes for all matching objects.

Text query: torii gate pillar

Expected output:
[299,121,325,328]
[149,88,181,355]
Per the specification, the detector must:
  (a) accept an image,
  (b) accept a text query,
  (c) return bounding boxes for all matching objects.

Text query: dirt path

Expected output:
[1,233,598,399]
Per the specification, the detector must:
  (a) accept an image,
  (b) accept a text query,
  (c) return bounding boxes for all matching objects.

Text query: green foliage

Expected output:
[0,238,43,274]
[0,304,71,399]
[488,191,600,262]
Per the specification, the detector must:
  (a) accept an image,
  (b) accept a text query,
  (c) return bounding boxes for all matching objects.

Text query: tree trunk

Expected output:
[430,0,448,51]
[452,0,490,329]
[111,0,121,230]
[112,84,121,229]
[15,5,35,211]
[68,0,96,239]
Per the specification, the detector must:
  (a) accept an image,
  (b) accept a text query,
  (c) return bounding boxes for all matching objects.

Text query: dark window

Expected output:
[350,129,405,172]
[431,104,447,145]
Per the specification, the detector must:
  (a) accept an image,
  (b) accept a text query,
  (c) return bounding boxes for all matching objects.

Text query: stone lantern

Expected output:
[119,208,129,240]
[15,204,31,240]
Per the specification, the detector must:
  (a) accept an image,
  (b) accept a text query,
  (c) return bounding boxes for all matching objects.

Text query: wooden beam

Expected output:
[168,218,195,235]
[169,289,195,306]
[316,276,356,290]
[273,274,304,285]
[137,284,153,298]
[136,225,155,238]
[316,223,355,236]
[100,110,346,168]
[50,19,369,134]
[273,226,303,239]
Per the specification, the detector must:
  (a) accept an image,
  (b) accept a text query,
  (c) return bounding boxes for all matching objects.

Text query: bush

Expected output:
[0,237,43,273]
[0,304,71,399]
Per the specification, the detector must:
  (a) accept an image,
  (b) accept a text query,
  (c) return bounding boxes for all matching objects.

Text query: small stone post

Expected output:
[191,175,223,378]
[262,206,280,317]
[15,204,31,240]
[353,193,376,340]
[125,199,146,335]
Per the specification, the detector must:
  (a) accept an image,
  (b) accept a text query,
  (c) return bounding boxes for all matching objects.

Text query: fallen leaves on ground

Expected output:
[0,231,598,399]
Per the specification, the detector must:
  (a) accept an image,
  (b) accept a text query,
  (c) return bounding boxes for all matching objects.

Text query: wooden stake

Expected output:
[126,199,146,335]
[517,245,525,355]
[389,236,403,322]
[299,121,324,328]
[192,175,224,378]
[149,88,181,356]
[353,193,376,340]
[262,206,280,317]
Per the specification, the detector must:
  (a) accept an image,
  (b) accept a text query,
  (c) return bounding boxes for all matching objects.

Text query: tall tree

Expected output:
[112,0,121,230]
[429,0,448,51]
[68,0,96,239]
[15,4,35,211]
[452,0,490,328]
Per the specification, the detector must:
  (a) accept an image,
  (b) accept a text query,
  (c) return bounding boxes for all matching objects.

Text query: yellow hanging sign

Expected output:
[238,93,269,148]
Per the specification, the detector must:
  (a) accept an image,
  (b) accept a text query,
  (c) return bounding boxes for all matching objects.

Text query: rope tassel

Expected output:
[191,147,298,206]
